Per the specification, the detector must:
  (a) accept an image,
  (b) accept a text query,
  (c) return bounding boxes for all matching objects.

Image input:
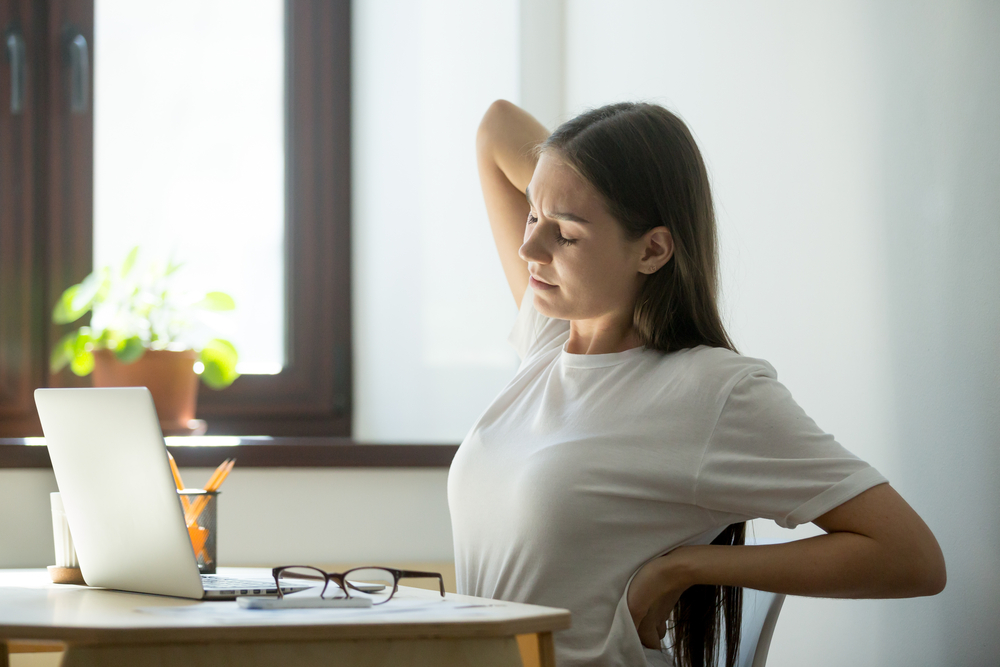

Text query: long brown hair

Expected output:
[542,102,744,667]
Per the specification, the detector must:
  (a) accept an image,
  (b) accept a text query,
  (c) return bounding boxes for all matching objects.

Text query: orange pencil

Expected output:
[207,459,235,491]
[167,452,190,512]
[186,461,225,523]
[203,458,231,490]
[185,458,236,525]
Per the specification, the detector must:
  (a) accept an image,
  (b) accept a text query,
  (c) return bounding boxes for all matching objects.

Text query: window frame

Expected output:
[0,0,352,437]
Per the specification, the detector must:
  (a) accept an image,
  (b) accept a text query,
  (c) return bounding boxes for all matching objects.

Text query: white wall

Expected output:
[563,1,1000,665]
[351,0,524,443]
[0,467,453,567]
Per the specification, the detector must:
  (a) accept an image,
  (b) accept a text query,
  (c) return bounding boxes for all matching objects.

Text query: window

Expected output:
[0,0,351,437]
[94,0,287,376]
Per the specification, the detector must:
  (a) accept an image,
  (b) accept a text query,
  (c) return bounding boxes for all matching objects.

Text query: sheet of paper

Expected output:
[135,596,503,625]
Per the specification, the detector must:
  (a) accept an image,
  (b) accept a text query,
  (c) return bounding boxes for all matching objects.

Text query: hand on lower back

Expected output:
[627,551,691,649]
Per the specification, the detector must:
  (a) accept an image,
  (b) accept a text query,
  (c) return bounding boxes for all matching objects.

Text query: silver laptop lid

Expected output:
[35,387,204,599]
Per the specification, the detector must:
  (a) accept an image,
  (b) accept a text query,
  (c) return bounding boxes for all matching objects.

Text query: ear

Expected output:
[638,227,674,274]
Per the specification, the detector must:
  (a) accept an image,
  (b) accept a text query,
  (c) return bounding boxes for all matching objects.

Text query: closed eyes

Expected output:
[527,213,577,246]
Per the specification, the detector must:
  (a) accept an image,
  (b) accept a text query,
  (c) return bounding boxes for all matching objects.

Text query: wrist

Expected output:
[658,546,699,590]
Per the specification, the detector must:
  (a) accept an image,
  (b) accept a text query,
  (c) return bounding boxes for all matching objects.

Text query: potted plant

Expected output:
[50,247,240,434]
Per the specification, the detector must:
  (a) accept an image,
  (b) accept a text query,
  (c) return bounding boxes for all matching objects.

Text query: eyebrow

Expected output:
[525,186,592,224]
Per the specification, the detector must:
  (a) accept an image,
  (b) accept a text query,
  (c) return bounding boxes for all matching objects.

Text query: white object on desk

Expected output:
[237,596,373,609]
[50,492,78,567]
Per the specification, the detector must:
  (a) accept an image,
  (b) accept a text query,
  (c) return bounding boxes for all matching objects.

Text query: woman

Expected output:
[447,100,945,667]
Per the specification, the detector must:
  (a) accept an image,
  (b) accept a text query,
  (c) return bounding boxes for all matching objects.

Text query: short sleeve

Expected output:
[694,367,888,528]
[507,287,570,361]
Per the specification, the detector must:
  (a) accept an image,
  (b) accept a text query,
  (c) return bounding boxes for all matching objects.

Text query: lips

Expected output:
[529,275,556,290]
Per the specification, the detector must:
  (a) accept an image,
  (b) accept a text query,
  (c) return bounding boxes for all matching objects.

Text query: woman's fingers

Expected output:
[638,614,662,648]
[628,551,694,648]
[635,589,678,648]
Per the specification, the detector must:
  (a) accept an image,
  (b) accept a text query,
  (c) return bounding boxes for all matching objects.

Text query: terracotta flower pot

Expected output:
[91,349,204,435]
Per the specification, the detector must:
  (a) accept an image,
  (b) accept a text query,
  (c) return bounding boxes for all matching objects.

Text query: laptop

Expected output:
[34,387,307,600]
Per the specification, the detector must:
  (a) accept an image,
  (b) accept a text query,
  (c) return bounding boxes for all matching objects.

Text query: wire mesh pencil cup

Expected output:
[179,490,218,574]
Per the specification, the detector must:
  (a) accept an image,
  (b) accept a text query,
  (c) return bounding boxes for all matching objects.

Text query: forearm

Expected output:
[476,100,550,305]
[477,99,549,192]
[672,531,940,600]
[628,520,944,650]
[629,484,945,640]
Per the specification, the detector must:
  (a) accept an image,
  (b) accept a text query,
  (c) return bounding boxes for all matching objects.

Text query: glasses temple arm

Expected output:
[392,570,446,597]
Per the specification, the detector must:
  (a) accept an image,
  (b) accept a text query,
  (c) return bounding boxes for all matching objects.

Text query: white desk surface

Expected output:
[0,567,571,645]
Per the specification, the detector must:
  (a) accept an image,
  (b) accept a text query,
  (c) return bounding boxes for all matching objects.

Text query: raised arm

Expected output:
[627,483,947,649]
[476,100,550,309]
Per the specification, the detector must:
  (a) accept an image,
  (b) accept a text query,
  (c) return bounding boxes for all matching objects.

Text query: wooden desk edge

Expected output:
[0,612,571,646]
[0,574,571,646]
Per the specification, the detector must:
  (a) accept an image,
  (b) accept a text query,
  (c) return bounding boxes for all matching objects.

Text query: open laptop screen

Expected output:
[36,387,207,599]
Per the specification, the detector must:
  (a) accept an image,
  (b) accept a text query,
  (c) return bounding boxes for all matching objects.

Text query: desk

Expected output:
[0,568,570,667]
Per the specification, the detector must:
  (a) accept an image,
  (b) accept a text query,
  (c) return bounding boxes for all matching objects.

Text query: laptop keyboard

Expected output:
[201,574,308,595]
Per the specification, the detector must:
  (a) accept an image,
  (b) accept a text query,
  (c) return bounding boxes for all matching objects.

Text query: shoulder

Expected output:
[619,345,778,420]
[656,345,776,388]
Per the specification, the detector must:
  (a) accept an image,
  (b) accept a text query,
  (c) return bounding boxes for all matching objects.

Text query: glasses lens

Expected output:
[276,566,342,598]
[344,568,395,602]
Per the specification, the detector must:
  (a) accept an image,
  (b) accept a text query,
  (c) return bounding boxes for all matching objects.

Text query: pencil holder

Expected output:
[179,490,219,574]
[49,492,86,585]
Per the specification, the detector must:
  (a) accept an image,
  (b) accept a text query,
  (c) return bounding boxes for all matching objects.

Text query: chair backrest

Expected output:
[737,588,785,667]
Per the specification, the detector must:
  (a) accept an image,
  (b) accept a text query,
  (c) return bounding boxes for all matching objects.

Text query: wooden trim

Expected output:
[0,0,95,438]
[0,0,47,437]
[45,0,94,392]
[194,0,352,436]
[0,438,459,469]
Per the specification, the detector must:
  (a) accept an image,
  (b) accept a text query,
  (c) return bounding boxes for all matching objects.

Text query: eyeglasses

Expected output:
[272,565,445,604]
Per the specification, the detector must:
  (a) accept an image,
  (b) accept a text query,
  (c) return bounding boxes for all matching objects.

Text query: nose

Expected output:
[518,219,552,265]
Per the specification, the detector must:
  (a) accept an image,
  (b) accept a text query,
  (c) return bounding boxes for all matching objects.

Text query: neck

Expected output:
[566,315,642,355]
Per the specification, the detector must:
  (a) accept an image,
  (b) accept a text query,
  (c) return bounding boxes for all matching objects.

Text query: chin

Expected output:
[532,292,590,321]
[531,292,571,320]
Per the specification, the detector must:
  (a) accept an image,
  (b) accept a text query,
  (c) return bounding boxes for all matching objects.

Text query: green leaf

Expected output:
[69,330,95,376]
[199,339,239,390]
[63,327,96,376]
[194,291,236,311]
[121,246,139,278]
[114,336,146,364]
[52,271,105,324]
[52,285,81,324]
[70,349,95,376]
[165,258,184,276]
[50,332,80,374]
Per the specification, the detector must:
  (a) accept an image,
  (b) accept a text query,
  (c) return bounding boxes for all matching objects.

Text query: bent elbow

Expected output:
[476,99,516,152]
[911,542,947,597]
[923,557,947,596]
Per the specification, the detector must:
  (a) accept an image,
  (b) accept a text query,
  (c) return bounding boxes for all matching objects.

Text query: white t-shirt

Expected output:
[447,289,887,667]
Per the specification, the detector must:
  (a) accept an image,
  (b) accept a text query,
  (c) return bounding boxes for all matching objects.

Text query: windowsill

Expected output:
[0,437,459,469]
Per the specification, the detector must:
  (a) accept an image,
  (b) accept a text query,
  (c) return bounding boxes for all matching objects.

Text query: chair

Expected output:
[736,588,785,667]
[640,586,786,667]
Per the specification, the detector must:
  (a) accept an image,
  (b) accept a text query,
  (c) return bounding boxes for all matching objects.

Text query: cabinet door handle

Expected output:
[4,26,25,114]
[65,27,88,113]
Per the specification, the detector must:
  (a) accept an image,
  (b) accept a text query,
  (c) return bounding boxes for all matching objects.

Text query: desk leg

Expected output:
[60,636,524,667]
[2,641,8,667]
[516,634,540,667]
[537,631,557,667]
